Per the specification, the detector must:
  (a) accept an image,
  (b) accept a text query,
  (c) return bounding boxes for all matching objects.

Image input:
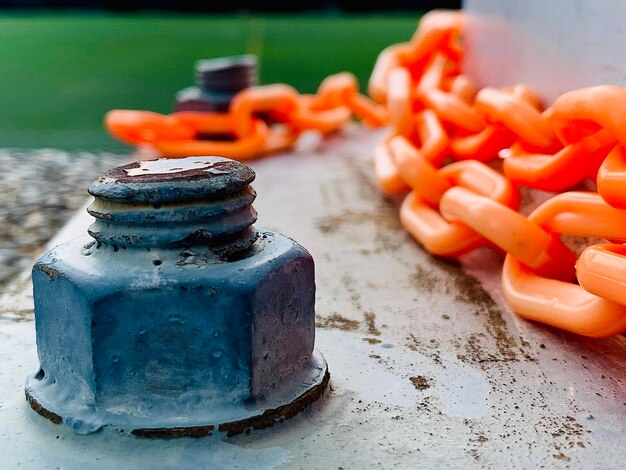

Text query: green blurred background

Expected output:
[0,13,421,150]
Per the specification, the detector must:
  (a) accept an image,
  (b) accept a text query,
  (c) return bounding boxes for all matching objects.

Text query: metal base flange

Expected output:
[26,352,329,438]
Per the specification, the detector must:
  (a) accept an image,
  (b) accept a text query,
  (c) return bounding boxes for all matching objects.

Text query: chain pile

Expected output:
[105,10,626,337]
[370,10,626,337]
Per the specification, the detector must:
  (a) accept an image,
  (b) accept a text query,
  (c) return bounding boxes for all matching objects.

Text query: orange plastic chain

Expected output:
[105,73,388,159]
[105,10,626,337]
[369,10,626,337]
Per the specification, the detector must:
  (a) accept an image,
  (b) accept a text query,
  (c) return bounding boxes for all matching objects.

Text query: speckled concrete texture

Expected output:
[0,149,124,286]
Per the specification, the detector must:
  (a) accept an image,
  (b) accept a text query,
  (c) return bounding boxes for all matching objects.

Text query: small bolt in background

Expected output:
[175,55,259,113]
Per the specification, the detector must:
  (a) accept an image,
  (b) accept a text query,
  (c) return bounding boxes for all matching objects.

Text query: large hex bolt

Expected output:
[175,55,258,113]
[26,156,328,437]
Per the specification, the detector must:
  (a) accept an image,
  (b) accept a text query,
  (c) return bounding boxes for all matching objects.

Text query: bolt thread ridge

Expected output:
[86,157,259,254]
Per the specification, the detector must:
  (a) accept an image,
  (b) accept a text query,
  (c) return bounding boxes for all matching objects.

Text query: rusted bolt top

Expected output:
[88,156,254,204]
[86,156,258,254]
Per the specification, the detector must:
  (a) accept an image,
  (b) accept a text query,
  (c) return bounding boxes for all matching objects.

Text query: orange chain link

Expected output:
[105,72,388,160]
[105,10,626,337]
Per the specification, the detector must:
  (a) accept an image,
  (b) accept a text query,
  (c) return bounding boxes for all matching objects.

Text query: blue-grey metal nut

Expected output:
[26,156,328,437]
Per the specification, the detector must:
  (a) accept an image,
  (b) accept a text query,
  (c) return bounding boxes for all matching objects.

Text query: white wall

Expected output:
[463,0,626,104]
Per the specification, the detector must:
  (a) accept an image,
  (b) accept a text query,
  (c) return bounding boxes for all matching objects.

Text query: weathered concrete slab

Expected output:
[1,127,625,468]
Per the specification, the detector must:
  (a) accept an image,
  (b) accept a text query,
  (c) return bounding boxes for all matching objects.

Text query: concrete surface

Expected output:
[0,127,625,468]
